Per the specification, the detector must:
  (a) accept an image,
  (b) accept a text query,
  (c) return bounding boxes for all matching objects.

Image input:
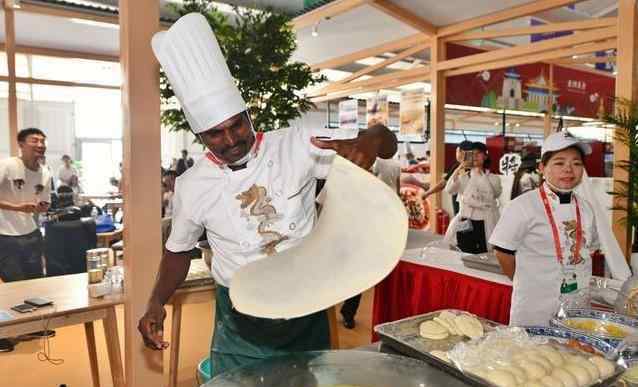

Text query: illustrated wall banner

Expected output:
[400,89,425,136]
[367,93,389,127]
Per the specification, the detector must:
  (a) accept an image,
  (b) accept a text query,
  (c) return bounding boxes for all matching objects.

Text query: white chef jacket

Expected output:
[489,183,600,327]
[444,169,502,249]
[165,126,334,287]
[0,157,51,236]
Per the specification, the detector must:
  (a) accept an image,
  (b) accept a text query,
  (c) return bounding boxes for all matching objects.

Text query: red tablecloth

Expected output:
[372,261,513,341]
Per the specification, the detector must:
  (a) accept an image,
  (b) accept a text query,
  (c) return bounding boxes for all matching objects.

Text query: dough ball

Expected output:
[588,356,615,379]
[454,314,484,339]
[433,317,455,335]
[429,350,449,363]
[419,320,448,340]
[563,363,591,386]
[516,358,548,380]
[551,368,578,387]
[537,346,564,366]
[485,369,518,387]
[570,357,599,381]
[527,354,553,373]
[505,365,527,384]
[539,375,565,387]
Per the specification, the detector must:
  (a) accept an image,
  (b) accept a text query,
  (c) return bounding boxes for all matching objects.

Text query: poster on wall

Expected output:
[445,43,615,119]
[338,99,358,129]
[400,89,425,136]
[366,93,389,127]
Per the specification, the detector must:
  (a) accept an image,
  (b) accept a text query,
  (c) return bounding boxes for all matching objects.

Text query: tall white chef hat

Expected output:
[151,13,247,134]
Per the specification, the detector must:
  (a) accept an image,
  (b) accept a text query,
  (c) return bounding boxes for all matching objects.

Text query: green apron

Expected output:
[209,286,330,378]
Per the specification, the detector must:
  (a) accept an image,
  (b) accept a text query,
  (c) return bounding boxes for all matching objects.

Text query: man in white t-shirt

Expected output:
[0,127,52,352]
[138,14,397,377]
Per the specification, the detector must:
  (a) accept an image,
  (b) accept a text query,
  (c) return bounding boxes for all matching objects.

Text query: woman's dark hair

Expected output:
[540,145,585,165]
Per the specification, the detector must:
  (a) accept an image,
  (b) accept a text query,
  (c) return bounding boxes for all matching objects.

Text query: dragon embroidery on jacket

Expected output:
[236,184,288,256]
[563,219,586,265]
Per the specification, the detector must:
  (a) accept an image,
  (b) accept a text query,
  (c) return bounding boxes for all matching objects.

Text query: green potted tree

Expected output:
[160,0,325,134]
[604,98,638,260]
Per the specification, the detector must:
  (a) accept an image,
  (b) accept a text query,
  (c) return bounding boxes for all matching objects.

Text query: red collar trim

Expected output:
[206,132,264,167]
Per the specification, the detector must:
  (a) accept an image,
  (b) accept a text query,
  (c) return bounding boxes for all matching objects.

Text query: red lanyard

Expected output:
[539,184,582,265]
[206,132,264,167]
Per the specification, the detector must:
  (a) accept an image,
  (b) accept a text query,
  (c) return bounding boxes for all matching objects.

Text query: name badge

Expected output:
[560,267,578,294]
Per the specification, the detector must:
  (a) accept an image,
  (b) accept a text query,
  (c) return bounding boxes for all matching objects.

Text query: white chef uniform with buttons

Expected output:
[489,183,600,326]
[166,126,334,287]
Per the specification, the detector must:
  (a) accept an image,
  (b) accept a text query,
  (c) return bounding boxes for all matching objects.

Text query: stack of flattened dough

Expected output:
[419,311,484,341]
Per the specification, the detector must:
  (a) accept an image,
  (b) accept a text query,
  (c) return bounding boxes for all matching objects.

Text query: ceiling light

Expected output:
[312,21,319,37]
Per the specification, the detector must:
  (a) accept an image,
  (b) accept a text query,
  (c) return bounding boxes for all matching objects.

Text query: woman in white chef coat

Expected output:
[444,142,502,254]
[490,132,600,327]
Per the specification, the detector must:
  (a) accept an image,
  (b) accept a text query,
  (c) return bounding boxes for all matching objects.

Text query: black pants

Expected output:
[0,229,44,282]
[456,219,487,254]
[340,294,362,320]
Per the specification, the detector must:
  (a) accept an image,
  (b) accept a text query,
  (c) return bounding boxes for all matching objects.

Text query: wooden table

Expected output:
[97,226,124,248]
[0,273,125,387]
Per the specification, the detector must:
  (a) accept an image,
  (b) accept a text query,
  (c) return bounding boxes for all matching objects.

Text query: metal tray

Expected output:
[374,310,502,387]
[460,253,503,275]
[374,310,625,387]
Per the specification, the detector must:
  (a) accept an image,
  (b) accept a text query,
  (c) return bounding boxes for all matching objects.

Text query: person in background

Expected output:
[444,142,501,254]
[510,155,540,200]
[340,157,401,329]
[0,128,53,352]
[423,140,474,215]
[162,169,176,218]
[57,154,80,192]
[490,132,599,326]
[176,149,194,176]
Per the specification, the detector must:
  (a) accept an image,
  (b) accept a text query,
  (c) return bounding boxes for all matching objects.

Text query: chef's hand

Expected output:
[311,124,396,170]
[138,302,169,350]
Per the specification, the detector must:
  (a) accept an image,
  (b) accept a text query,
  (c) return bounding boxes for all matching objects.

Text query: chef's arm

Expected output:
[148,250,192,306]
[494,246,515,280]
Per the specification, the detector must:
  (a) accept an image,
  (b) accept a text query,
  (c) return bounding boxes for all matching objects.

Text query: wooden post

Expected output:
[4,0,18,156]
[613,0,638,259]
[429,37,446,231]
[119,1,163,386]
[544,64,554,138]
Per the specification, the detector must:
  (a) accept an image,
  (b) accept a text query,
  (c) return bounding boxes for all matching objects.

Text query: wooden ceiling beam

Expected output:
[369,0,436,35]
[551,55,616,65]
[438,26,616,72]
[310,71,430,102]
[437,0,589,38]
[445,38,617,77]
[445,17,616,42]
[292,0,371,31]
[310,64,429,97]
[0,75,120,90]
[310,33,428,71]
[332,42,429,86]
[18,2,119,24]
[0,43,119,62]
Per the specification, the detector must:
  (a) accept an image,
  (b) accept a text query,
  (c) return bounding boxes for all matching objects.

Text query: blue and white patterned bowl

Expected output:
[524,325,615,355]
[549,309,638,346]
